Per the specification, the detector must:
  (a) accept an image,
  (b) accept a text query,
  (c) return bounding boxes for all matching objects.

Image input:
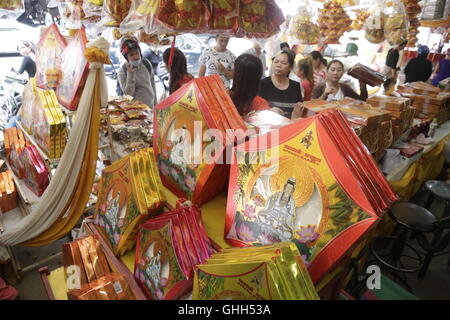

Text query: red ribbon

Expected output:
[168,35,176,69]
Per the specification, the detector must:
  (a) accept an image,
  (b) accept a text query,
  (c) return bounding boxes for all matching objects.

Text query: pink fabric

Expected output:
[0,277,18,300]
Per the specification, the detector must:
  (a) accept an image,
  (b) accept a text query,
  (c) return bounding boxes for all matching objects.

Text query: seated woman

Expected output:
[312,59,368,102]
[296,58,314,101]
[162,47,194,94]
[229,53,269,116]
[259,50,303,118]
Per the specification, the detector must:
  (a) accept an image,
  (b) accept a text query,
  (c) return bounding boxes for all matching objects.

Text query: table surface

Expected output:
[45,120,450,299]
[386,121,450,181]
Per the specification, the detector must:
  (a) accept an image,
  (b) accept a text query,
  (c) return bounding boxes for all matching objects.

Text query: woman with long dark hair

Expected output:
[230,53,269,116]
[163,47,194,94]
[312,59,368,101]
[296,58,314,101]
[12,40,37,78]
[309,50,327,85]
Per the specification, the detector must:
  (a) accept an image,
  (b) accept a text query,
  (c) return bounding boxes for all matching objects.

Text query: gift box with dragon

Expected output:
[225,109,397,283]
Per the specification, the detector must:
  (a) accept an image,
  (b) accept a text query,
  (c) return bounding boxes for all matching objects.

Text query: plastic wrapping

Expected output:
[287,2,320,45]
[56,28,89,111]
[83,0,104,18]
[58,0,85,30]
[157,0,210,33]
[100,0,133,28]
[420,0,447,20]
[0,0,24,19]
[207,0,239,33]
[364,4,385,44]
[20,146,49,197]
[238,0,284,38]
[351,9,370,31]
[317,0,352,44]
[384,0,408,46]
[120,0,161,34]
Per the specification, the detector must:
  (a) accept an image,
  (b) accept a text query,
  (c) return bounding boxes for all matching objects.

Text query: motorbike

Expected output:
[16,0,46,27]
[0,74,27,133]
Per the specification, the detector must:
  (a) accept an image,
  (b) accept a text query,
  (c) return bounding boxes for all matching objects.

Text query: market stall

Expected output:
[0,0,449,301]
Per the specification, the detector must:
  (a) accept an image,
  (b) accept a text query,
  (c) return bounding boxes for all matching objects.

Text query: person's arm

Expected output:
[424,61,433,81]
[118,64,136,96]
[198,64,206,77]
[146,60,158,106]
[312,83,325,99]
[404,60,411,78]
[14,56,30,75]
[342,82,367,101]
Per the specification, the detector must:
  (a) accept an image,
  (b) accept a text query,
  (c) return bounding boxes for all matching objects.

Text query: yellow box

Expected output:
[36,90,56,158]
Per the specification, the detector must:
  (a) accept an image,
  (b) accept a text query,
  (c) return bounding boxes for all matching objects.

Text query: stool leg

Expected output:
[418,229,443,280]
[424,193,435,211]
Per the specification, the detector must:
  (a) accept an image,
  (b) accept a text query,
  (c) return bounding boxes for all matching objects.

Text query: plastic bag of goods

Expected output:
[157,0,209,33]
[317,0,352,44]
[383,0,408,46]
[120,0,166,35]
[207,0,240,33]
[287,1,320,45]
[351,9,370,31]
[238,0,285,38]
[100,0,133,28]
[364,3,385,44]
[420,0,447,20]
[83,0,104,21]
[0,0,25,19]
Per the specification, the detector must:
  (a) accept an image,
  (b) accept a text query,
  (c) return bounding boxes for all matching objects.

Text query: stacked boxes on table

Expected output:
[62,235,136,300]
[397,82,450,124]
[302,99,394,157]
[366,95,415,142]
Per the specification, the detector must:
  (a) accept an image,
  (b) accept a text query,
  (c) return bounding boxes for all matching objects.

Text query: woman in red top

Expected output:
[296,58,314,101]
[163,48,194,94]
[229,53,269,116]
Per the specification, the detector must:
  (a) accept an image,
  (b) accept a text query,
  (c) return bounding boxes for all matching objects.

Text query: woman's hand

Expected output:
[291,102,304,119]
[321,86,337,99]
[126,63,136,73]
[216,61,226,74]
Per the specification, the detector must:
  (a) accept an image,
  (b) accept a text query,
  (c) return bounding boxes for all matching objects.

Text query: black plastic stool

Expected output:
[423,180,450,217]
[370,202,435,291]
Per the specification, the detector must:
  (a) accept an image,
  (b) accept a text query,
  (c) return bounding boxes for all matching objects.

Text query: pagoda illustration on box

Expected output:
[153,75,246,205]
[225,109,398,283]
[94,148,164,256]
[35,23,67,90]
[56,26,89,111]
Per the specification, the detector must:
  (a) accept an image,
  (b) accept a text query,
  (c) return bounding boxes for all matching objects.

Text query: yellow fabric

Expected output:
[47,267,68,300]
[121,250,135,273]
[390,136,449,201]
[21,72,100,246]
